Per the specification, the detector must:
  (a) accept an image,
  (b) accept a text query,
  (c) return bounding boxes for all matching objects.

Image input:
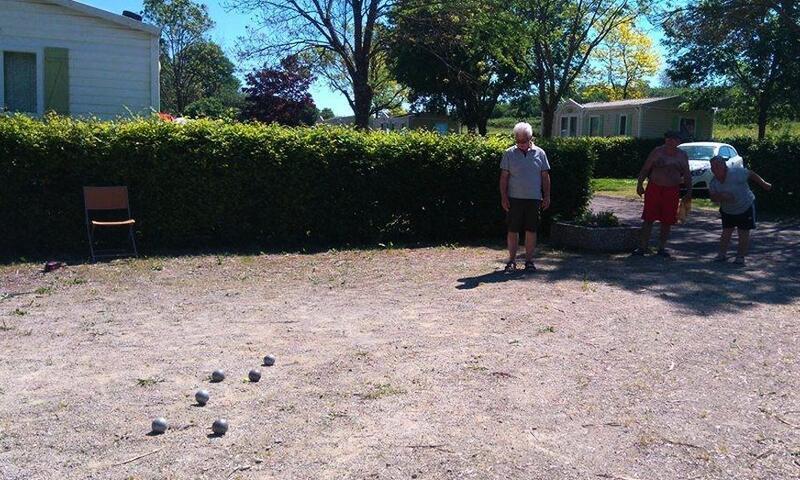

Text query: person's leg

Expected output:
[737,228,751,258]
[524,230,537,261]
[507,231,519,263]
[639,221,654,250]
[658,223,672,250]
[719,227,734,258]
[657,186,680,252]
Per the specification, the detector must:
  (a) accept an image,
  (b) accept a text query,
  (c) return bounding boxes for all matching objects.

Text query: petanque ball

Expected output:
[151,417,168,434]
[263,355,276,366]
[195,389,210,405]
[248,369,261,382]
[212,418,229,436]
[211,369,225,382]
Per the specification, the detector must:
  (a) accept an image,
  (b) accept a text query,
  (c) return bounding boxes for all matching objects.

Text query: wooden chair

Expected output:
[83,186,138,261]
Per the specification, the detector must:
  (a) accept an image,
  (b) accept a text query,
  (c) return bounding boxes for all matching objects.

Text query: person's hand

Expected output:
[636,183,645,197]
[764,182,773,191]
[502,197,510,212]
[542,196,551,210]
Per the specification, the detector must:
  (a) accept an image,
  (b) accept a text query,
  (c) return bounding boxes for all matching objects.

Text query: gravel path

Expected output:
[0,196,798,480]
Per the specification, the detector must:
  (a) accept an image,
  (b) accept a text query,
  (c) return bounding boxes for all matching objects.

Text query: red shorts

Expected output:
[642,183,680,225]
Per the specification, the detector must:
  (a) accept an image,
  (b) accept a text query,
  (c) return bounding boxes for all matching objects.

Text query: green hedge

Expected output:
[590,137,662,178]
[0,116,595,257]
[743,138,800,213]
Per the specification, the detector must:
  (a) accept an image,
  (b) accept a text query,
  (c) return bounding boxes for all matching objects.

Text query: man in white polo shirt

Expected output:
[708,155,772,265]
[499,122,551,272]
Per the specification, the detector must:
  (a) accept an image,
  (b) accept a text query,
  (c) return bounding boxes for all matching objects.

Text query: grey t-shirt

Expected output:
[500,145,551,200]
[709,167,755,215]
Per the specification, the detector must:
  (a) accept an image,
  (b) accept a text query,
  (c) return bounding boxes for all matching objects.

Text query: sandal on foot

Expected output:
[734,256,746,265]
[524,260,537,272]
[504,261,517,273]
[631,247,647,256]
[656,248,672,258]
[714,254,728,263]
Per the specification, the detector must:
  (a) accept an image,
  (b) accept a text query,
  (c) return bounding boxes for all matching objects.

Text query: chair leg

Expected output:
[129,226,138,257]
[86,223,96,262]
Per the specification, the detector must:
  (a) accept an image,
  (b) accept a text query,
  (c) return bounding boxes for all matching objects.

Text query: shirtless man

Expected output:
[632,131,692,257]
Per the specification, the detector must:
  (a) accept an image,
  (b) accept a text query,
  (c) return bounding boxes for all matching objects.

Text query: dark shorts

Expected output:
[642,183,680,225]
[507,198,541,233]
[721,203,756,230]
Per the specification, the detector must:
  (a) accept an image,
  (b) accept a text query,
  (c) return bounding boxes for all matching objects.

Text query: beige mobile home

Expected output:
[551,96,713,140]
[1,0,160,119]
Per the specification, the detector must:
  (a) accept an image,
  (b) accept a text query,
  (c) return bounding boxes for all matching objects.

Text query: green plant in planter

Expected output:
[571,211,621,228]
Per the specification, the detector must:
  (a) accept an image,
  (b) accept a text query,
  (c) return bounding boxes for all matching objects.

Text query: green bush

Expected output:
[743,138,800,213]
[590,137,662,178]
[0,115,595,257]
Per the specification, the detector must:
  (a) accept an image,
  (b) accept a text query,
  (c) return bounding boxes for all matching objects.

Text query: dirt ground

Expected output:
[1,197,799,480]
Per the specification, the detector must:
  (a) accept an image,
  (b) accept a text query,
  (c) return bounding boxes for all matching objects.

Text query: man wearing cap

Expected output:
[633,131,692,257]
[500,122,551,272]
[708,156,772,265]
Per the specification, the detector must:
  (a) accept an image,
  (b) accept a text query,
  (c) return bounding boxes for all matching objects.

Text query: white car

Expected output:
[678,142,745,191]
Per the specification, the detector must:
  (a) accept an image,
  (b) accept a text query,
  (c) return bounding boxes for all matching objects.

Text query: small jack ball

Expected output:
[248,369,261,382]
[211,369,225,382]
[151,417,168,434]
[212,418,229,436]
[263,355,276,366]
[195,389,210,405]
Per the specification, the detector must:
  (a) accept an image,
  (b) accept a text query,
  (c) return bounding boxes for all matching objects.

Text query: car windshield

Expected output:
[679,145,715,160]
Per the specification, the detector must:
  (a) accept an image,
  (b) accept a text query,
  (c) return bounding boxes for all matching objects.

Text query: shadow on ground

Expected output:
[457,197,800,314]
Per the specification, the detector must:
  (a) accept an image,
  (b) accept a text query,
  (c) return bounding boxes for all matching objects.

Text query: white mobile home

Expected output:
[552,96,714,140]
[0,0,160,119]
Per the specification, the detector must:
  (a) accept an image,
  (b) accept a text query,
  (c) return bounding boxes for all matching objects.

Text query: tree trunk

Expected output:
[477,117,488,136]
[757,97,768,141]
[541,106,555,138]
[352,77,373,130]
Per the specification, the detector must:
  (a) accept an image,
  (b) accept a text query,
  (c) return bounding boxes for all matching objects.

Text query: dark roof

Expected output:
[579,96,681,109]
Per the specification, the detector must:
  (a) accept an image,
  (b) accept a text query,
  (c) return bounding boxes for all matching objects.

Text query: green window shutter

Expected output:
[695,117,702,139]
[583,116,590,136]
[671,115,679,131]
[3,52,37,113]
[44,47,69,114]
[613,114,619,136]
[599,115,605,136]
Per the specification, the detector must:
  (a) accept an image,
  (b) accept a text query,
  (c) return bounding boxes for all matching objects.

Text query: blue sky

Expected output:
[83,1,669,116]
[82,0,354,115]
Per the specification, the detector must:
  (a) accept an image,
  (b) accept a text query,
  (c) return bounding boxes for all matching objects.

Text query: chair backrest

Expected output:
[83,186,130,211]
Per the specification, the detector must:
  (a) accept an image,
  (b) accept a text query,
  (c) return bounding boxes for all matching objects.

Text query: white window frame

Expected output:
[589,116,601,136]
[0,47,45,116]
[679,117,696,139]
[618,114,628,136]
[560,115,579,137]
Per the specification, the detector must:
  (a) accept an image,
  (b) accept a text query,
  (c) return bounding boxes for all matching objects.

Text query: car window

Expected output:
[726,146,738,157]
[678,145,715,160]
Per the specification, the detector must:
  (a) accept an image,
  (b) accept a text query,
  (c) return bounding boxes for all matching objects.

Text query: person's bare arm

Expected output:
[636,149,657,196]
[749,170,773,191]
[681,151,692,199]
[541,170,551,210]
[500,170,510,211]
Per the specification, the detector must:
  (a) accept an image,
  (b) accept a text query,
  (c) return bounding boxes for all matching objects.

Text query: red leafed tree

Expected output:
[241,55,317,126]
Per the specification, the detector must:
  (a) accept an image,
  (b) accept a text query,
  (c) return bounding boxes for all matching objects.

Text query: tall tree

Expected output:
[388,0,523,134]
[588,20,660,99]
[241,55,318,126]
[232,0,393,129]
[662,0,800,139]
[144,0,225,113]
[319,107,336,120]
[512,0,645,137]
[309,46,407,117]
